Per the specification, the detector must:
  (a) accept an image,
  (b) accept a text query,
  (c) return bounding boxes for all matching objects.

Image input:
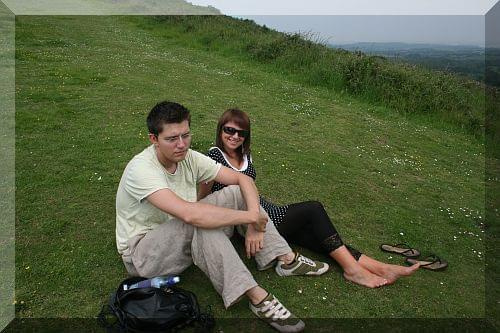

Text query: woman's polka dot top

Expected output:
[206,147,289,227]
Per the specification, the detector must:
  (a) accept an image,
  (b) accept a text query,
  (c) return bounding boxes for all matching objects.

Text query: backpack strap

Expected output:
[170,287,215,332]
[97,291,128,332]
[196,305,215,332]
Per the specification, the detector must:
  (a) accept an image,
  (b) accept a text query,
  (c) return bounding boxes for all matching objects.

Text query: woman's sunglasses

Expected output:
[223,126,249,138]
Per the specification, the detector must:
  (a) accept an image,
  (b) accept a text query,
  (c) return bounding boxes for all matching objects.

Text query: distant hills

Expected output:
[330,42,488,84]
[331,42,484,52]
[2,0,222,14]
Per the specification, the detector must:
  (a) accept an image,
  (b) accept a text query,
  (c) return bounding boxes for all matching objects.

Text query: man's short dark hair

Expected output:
[147,101,191,136]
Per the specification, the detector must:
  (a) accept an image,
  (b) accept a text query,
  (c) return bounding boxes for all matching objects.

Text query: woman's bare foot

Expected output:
[343,266,388,288]
[376,263,420,284]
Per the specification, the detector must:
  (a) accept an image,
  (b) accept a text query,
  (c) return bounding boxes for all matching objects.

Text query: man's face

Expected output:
[149,120,191,166]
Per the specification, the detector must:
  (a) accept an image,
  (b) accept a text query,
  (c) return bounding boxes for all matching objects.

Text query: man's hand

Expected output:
[245,223,264,258]
[253,212,268,232]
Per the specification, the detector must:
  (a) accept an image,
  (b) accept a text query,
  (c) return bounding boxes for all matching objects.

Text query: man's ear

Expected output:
[149,133,158,145]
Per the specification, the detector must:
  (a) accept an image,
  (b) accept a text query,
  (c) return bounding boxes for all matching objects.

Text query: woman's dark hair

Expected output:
[215,108,251,159]
[147,101,191,136]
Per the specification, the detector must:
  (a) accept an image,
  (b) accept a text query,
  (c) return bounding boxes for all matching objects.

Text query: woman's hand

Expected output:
[245,223,264,258]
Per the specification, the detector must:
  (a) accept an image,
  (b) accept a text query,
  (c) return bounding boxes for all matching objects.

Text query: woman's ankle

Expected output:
[342,263,365,275]
[330,246,361,273]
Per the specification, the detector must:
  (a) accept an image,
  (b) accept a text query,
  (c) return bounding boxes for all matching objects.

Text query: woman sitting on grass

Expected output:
[198,108,420,288]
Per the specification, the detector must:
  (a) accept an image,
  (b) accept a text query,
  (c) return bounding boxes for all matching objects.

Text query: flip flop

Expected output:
[380,243,420,258]
[405,254,448,271]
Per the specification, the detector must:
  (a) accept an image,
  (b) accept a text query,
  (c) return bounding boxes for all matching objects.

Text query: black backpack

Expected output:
[98,276,215,332]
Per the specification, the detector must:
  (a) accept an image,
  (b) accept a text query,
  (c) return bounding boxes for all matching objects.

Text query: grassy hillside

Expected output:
[14,14,488,329]
[137,16,486,138]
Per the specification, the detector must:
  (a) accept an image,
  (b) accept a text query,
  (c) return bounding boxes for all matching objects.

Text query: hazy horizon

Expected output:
[188,0,498,46]
[241,15,486,48]
[328,41,485,48]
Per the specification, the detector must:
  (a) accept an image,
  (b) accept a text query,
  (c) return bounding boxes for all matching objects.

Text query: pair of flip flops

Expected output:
[380,243,448,271]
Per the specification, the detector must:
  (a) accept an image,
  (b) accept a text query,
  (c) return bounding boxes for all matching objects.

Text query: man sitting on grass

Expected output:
[115,101,329,332]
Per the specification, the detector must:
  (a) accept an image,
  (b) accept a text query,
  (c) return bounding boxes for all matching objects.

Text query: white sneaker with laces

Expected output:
[249,293,305,332]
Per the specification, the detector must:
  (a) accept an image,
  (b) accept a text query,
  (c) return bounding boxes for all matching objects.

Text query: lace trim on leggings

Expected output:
[321,235,363,261]
[321,233,344,253]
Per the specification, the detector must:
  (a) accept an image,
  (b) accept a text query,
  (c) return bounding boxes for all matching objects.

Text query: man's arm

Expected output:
[148,166,265,229]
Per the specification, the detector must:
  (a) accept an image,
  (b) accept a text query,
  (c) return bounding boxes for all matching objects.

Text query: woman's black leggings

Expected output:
[276,201,362,260]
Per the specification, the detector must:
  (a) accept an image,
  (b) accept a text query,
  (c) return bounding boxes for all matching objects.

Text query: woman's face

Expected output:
[221,120,246,152]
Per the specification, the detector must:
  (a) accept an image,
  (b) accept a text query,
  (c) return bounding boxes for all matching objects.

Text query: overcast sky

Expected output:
[190,0,499,46]
[241,16,486,46]
[190,0,497,15]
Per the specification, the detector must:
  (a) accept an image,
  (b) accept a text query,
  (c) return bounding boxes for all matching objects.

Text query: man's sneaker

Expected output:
[275,252,329,276]
[249,293,305,333]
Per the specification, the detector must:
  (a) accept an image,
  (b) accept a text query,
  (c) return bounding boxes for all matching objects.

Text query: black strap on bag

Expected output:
[98,277,215,332]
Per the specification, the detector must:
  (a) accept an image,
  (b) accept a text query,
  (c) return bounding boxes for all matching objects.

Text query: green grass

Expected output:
[137,15,487,138]
[14,15,487,326]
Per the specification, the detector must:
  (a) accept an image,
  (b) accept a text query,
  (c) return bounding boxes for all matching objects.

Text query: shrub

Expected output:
[150,15,486,137]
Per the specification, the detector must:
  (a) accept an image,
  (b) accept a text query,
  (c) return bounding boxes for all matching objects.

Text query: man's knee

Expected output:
[225,184,243,199]
[220,185,246,210]
[192,227,236,266]
[194,225,234,241]
[200,185,246,210]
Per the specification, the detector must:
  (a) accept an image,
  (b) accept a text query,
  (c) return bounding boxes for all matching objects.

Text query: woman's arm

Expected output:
[197,180,214,201]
